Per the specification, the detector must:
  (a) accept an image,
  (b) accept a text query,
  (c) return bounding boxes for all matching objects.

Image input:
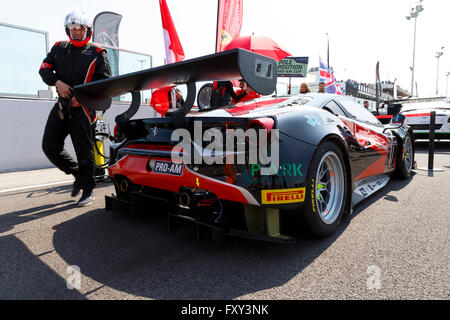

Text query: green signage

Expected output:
[277,57,309,78]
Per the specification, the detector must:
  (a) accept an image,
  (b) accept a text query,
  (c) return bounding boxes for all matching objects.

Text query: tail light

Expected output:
[245,117,275,146]
[113,124,124,142]
[246,117,275,133]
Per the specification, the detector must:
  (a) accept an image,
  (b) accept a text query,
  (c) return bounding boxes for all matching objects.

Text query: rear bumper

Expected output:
[109,155,260,206]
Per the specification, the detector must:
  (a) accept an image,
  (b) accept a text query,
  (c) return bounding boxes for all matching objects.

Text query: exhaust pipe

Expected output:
[120,179,129,193]
[178,188,217,208]
[179,192,191,208]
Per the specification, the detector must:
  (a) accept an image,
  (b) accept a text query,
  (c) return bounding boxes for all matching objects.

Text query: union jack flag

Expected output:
[319,57,343,95]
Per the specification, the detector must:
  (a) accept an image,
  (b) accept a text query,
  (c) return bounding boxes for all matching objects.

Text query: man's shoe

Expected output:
[77,190,95,207]
[71,182,81,198]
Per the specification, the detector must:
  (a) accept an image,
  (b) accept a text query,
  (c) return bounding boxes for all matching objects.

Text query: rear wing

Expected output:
[74,48,277,114]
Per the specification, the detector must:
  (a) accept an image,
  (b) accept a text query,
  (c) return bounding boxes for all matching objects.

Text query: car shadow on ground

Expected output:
[0,183,113,234]
[52,207,339,299]
[0,233,86,299]
[50,173,414,300]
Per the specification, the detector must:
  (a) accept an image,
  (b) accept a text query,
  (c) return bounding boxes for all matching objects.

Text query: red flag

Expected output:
[159,0,185,64]
[216,0,243,53]
[150,87,172,117]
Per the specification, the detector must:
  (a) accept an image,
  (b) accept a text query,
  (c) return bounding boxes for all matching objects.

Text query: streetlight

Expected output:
[435,47,444,96]
[446,71,450,97]
[137,59,146,102]
[138,58,146,70]
[406,0,424,97]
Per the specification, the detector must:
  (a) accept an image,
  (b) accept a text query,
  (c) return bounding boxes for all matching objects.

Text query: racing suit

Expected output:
[211,81,248,109]
[39,41,112,191]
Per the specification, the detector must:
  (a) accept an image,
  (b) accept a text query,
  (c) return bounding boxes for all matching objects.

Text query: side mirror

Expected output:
[196,83,213,110]
[390,113,406,125]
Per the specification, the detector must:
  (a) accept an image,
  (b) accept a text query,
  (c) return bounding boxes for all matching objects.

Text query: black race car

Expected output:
[74,49,414,243]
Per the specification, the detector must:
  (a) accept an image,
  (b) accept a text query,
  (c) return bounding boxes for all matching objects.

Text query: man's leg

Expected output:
[69,107,96,206]
[42,102,80,179]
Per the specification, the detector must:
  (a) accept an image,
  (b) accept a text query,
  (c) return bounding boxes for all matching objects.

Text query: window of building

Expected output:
[0,23,49,97]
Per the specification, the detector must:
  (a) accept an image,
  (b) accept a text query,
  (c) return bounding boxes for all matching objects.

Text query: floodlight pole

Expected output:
[407,0,424,97]
[435,49,444,95]
[411,16,417,96]
[446,71,450,97]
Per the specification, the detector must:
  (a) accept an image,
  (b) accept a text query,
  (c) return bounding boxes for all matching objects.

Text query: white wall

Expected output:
[0,97,157,173]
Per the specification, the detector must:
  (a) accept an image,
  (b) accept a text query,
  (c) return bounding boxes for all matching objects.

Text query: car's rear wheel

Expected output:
[302,141,347,237]
[395,132,414,179]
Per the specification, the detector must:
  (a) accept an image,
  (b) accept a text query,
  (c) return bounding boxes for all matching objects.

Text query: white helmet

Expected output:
[64,10,93,47]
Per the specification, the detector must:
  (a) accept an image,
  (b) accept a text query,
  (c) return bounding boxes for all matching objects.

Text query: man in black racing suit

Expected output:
[210,80,249,109]
[39,10,111,207]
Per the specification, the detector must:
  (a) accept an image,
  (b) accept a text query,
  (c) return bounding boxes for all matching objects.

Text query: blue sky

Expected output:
[1,0,449,97]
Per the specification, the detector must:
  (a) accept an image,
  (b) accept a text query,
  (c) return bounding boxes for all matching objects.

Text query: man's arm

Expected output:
[93,50,112,81]
[225,81,247,102]
[39,45,58,86]
[39,44,72,99]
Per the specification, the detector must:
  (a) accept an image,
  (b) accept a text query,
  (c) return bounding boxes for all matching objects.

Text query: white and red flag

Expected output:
[153,0,185,117]
[216,0,243,53]
[159,0,185,64]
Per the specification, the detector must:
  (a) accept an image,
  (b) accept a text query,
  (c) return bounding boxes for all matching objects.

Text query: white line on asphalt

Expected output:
[0,180,74,194]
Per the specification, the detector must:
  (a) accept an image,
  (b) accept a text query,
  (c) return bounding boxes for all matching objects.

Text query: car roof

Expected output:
[401,99,450,112]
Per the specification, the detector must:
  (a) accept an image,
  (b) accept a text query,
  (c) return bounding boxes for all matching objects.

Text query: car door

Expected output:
[330,99,394,181]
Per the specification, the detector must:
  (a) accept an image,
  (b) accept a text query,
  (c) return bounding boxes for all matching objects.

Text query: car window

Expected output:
[338,99,382,125]
[322,100,347,117]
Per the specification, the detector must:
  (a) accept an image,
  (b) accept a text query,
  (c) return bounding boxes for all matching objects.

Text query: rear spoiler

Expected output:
[73,49,277,127]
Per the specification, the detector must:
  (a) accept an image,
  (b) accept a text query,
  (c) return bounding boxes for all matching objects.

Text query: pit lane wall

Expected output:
[0,96,157,173]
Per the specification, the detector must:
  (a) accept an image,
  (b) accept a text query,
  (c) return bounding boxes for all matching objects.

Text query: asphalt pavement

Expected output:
[0,140,449,300]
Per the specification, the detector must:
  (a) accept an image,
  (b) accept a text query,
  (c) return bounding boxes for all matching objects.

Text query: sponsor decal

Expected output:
[40,62,52,70]
[153,160,183,176]
[311,179,316,213]
[250,163,303,177]
[359,187,368,197]
[261,188,305,204]
[305,115,321,127]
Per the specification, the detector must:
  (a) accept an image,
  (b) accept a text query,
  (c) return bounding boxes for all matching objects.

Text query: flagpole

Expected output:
[326,33,329,68]
[215,0,220,53]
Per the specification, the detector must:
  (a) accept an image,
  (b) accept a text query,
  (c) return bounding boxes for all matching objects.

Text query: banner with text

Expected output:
[277,57,309,77]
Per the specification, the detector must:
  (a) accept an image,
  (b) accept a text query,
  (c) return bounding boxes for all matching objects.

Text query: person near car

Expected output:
[168,87,184,109]
[364,100,370,109]
[300,82,312,94]
[39,10,112,207]
[318,82,326,93]
[211,80,249,108]
[232,79,261,103]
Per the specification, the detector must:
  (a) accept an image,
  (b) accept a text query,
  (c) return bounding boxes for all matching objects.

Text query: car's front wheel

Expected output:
[302,141,348,237]
[395,132,414,179]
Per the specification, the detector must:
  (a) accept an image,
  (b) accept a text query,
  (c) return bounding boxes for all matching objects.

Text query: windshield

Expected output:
[337,98,382,125]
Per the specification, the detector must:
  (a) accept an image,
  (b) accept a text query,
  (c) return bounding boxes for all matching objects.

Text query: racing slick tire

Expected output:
[394,132,414,179]
[302,141,348,237]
